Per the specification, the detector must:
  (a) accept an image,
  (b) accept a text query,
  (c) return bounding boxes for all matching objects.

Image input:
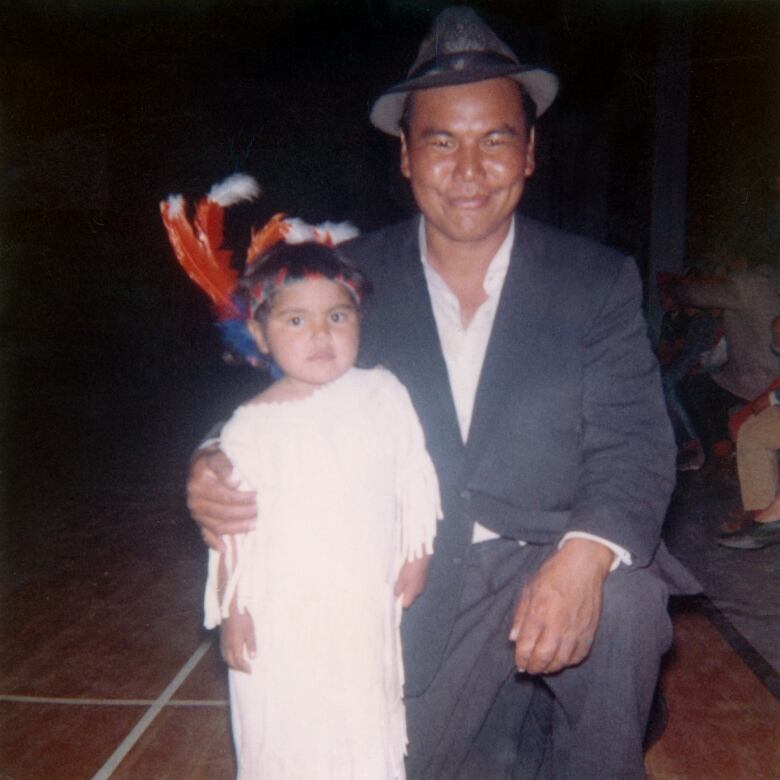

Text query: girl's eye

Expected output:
[289,315,303,326]
[330,311,348,323]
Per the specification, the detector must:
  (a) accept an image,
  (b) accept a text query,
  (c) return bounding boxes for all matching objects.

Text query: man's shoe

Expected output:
[677,441,705,472]
[717,518,780,549]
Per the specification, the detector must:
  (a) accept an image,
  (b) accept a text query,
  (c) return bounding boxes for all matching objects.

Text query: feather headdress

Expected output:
[160,173,260,319]
[160,173,359,364]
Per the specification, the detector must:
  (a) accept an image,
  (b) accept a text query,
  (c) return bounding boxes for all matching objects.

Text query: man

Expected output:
[655,275,720,471]
[719,314,780,550]
[188,7,697,777]
[677,260,780,404]
[673,255,780,495]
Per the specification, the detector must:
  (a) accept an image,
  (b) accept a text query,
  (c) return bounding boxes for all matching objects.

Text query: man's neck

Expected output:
[422,218,513,328]
[424,221,511,284]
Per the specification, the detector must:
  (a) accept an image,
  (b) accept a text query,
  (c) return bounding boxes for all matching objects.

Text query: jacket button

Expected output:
[460,489,471,500]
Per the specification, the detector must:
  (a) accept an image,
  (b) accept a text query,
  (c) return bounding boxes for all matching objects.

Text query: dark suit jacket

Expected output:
[343,214,677,695]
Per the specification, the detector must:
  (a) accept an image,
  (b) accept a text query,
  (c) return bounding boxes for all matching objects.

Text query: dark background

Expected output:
[0,0,777,504]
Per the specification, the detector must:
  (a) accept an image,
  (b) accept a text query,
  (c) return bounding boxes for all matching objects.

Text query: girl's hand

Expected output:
[220,610,257,674]
[394,553,432,608]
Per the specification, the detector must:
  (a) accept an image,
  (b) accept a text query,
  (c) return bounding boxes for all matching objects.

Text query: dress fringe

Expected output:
[203,533,252,628]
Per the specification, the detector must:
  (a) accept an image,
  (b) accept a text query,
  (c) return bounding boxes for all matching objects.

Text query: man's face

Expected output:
[400,78,535,250]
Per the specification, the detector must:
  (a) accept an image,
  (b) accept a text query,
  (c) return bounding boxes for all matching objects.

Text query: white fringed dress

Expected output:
[204,367,440,780]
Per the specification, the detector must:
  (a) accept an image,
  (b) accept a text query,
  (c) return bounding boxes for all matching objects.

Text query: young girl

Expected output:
[161,177,440,779]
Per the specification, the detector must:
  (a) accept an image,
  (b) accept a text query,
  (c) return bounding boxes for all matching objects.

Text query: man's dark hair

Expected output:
[398,81,537,138]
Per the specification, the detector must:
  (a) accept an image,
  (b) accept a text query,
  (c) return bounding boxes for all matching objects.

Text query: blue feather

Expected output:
[215,319,283,378]
[216,319,264,364]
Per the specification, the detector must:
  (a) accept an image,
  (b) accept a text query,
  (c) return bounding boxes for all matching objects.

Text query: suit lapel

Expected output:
[383,221,465,463]
[464,216,552,472]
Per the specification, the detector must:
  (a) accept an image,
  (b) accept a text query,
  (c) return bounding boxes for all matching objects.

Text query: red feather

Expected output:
[160,195,240,319]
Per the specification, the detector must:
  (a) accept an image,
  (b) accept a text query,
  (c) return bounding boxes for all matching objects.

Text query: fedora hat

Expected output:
[370,6,559,136]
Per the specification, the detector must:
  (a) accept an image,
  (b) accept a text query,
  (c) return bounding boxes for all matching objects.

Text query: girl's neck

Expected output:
[255,370,351,405]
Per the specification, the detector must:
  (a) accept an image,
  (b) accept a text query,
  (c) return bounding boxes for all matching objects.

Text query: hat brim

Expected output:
[370,67,559,137]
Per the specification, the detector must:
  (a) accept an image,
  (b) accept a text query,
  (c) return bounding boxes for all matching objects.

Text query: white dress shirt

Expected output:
[419,218,631,568]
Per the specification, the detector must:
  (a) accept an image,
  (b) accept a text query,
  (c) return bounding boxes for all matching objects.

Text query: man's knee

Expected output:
[598,567,672,658]
[737,422,762,451]
[739,407,780,448]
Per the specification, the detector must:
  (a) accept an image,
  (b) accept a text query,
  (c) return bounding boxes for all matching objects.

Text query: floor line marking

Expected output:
[0,694,227,707]
[91,639,213,780]
[691,594,780,701]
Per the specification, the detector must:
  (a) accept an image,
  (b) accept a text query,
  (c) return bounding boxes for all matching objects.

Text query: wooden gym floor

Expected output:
[3,495,779,778]
[1,369,779,779]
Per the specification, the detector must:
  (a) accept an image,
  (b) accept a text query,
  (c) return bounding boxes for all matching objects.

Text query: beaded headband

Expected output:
[160,173,359,364]
[247,267,364,317]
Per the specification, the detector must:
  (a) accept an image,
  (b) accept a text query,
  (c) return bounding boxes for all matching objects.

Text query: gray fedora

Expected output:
[370,6,559,136]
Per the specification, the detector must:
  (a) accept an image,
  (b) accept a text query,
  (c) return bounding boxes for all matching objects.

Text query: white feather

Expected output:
[165,193,185,216]
[283,217,317,244]
[315,221,360,245]
[207,174,261,207]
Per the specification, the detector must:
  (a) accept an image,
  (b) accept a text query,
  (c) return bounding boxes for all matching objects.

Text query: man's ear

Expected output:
[400,130,411,181]
[247,318,270,355]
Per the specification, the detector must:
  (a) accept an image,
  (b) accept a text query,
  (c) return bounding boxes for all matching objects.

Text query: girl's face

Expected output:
[249,276,360,396]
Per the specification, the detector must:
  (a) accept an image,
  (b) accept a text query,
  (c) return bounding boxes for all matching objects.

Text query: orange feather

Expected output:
[245,212,290,269]
[160,196,240,318]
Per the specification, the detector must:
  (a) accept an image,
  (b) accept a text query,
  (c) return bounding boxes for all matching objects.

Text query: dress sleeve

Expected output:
[391,376,442,564]
[203,408,259,629]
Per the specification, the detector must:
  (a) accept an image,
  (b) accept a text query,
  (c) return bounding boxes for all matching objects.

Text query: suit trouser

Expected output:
[404,539,673,780]
[736,405,780,510]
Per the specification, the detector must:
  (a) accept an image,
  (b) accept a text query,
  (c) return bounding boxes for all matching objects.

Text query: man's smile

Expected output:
[447,194,490,209]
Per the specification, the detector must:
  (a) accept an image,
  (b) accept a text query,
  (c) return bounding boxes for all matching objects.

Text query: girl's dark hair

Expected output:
[237,241,372,323]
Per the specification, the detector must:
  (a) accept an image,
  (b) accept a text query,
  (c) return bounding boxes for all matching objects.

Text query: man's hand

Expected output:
[509,539,614,675]
[394,553,432,608]
[220,609,256,674]
[187,446,257,551]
